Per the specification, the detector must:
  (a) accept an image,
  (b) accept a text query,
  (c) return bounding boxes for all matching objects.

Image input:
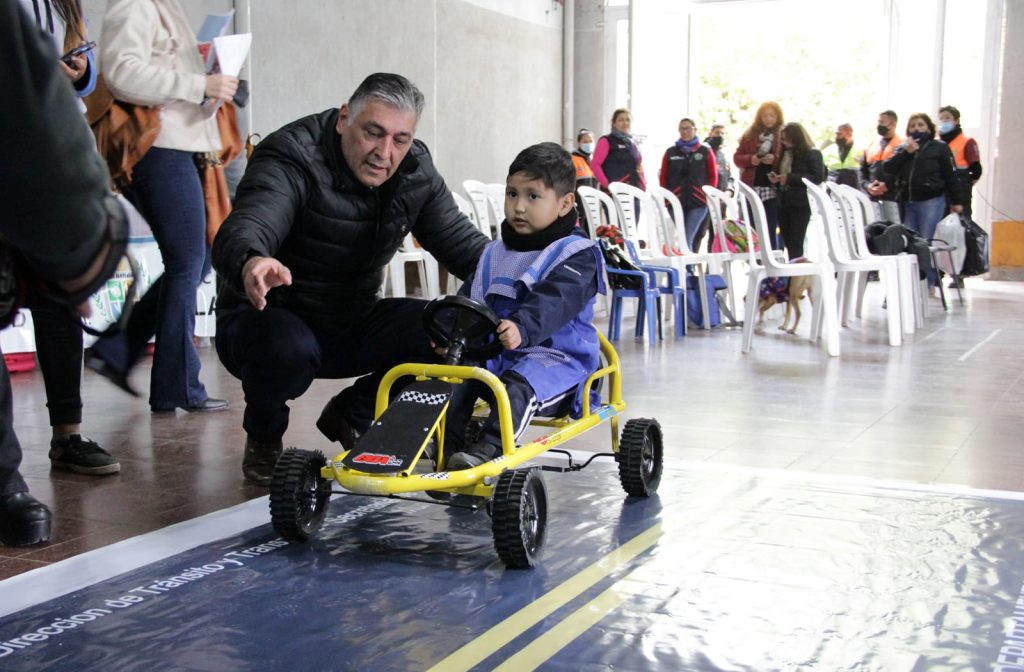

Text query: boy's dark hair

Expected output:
[507,142,576,197]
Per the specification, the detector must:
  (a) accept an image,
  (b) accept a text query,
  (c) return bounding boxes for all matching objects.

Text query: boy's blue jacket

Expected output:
[460,227,605,416]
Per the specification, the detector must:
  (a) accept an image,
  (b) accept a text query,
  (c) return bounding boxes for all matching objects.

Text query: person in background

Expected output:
[88,0,239,413]
[734,101,785,249]
[861,109,903,224]
[937,105,982,221]
[3,0,130,545]
[883,112,963,293]
[16,0,120,476]
[572,128,599,192]
[591,108,646,191]
[768,122,825,261]
[705,124,733,196]
[823,122,859,188]
[659,117,718,251]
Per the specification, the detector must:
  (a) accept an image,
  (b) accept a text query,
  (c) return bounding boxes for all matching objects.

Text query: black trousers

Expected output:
[215,298,437,442]
[0,349,27,496]
[443,371,539,455]
[27,294,84,427]
[778,204,812,260]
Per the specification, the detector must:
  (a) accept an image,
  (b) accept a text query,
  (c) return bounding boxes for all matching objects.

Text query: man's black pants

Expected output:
[216,298,437,442]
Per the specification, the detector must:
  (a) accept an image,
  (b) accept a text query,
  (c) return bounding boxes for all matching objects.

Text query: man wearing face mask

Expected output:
[860,110,903,224]
[937,105,982,221]
[823,123,859,188]
[705,124,733,196]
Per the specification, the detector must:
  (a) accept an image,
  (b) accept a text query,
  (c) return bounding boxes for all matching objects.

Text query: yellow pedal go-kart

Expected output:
[269,295,663,568]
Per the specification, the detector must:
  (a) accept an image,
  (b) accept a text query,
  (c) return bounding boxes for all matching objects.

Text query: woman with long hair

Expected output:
[591,108,646,190]
[769,122,825,260]
[734,101,784,249]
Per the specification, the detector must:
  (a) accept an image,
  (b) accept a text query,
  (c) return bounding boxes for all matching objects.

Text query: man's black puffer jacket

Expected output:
[212,108,488,330]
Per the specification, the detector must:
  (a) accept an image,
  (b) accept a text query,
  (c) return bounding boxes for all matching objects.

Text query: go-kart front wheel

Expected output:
[270,449,331,541]
[616,418,663,497]
[491,468,547,568]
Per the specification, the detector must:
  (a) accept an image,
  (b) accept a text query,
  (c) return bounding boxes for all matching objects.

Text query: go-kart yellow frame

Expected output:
[324,332,625,499]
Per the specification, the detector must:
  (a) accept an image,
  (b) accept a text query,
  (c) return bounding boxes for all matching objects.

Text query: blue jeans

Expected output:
[91,148,211,408]
[903,195,946,286]
[683,206,709,252]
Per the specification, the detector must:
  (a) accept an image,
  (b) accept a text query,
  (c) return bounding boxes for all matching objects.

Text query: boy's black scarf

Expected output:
[501,209,579,251]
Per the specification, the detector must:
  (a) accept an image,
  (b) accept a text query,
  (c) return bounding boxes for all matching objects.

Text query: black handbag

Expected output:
[959,217,990,277]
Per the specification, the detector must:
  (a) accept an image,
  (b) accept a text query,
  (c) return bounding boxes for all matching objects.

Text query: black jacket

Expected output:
[882,139,962,205]
[212,108,488,330]
[778,149,825,208]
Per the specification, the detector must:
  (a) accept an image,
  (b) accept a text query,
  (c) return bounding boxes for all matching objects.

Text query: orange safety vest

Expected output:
[864,135,903,164]
[946,133,971,169]
[572,153,594,180]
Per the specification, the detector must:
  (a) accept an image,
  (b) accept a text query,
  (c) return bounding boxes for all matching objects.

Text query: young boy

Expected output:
[445,142,605,470]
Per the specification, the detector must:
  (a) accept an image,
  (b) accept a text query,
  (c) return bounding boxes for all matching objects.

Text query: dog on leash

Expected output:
[757,260,815,334]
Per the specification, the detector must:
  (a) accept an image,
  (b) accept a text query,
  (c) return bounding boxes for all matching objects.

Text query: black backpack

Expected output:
[598,239,644,290]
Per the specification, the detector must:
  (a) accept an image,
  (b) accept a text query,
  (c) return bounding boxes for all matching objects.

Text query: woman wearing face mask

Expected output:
[883,112,963,290]
[591,108,646,191]
[659,118,718,251]
[734,101,785,250]
[937,105,982,221]
[767,122,824,261]
[572,128,599,192]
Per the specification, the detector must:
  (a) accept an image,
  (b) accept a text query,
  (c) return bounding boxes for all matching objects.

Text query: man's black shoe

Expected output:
[49,434,121,475]
[242,436,283,486]
[151,398,229,413]
[316,397,359,451]
[0,492,52,547]
[84,351,139,397]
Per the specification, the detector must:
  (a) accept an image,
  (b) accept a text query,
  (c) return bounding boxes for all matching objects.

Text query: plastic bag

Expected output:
[933,213,966,275]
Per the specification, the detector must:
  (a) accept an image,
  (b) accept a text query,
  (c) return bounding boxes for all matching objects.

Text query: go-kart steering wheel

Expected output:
[422,295,503,365]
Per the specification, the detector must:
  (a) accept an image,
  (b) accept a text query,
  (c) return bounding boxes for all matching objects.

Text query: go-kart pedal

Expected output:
[340,379,452,474]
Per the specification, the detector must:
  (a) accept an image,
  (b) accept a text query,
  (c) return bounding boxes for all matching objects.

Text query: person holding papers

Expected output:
[89,0,239,413]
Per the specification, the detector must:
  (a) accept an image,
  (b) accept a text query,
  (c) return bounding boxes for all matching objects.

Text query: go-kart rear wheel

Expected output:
[616,418,663,497]
[491,468,547,568]
[270,449,331,541]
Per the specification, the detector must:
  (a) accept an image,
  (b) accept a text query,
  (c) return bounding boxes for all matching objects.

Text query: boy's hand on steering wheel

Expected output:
[497,319,522,350]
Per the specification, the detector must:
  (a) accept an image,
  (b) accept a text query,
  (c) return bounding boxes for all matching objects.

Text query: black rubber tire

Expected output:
[491,468,547,568]
[270,449,331,541]
[616,418,663,497]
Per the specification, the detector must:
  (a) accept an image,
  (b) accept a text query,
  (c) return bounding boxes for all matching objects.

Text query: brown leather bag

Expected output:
[198,101,244,246]
[84,75,161,190]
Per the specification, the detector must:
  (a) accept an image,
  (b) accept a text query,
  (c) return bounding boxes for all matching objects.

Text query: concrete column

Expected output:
[991,0,1024,277]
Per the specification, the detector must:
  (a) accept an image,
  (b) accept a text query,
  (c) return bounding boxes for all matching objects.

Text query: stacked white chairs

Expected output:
[575,185,610,315]
[385,233,440,299]
[462,180,496,240]
[447,192,477,293]
[735,181,840,356]
[813,181,902,346]
[608,182,686,338]
[840,185,924,333]
[648,185,713,329]
[702,185,748,320]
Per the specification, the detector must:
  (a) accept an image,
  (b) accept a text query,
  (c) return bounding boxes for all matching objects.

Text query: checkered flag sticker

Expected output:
[397,390,448,406]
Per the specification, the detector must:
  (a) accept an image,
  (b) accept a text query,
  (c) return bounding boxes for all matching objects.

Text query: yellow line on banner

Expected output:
[491,568,644,672]
[426,522,662,672]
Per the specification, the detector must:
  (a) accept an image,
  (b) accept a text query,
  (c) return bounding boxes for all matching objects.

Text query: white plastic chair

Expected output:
[448,192,477,293]
[702,185,749,321]
[385,233,440,299]
[648,185,713,330]
[735,181,840,356]
[462,180,495,240]
[814,181,902,346]
[840,185,924,333]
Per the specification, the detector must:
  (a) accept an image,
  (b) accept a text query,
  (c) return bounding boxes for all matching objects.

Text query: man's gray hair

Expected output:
[347,73,425,119]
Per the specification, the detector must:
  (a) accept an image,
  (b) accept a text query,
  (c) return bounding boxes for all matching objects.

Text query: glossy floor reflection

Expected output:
[1,277,1021,581]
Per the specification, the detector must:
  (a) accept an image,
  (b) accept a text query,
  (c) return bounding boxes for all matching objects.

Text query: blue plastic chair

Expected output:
[600,239,661,344]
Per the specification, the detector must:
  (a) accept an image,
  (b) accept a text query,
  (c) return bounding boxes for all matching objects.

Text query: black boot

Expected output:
[0,492,52,546]
[316,396,359,450]
[242,437,283,486]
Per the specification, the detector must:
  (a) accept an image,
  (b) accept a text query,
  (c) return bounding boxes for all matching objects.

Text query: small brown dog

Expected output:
[757,261,815,334]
